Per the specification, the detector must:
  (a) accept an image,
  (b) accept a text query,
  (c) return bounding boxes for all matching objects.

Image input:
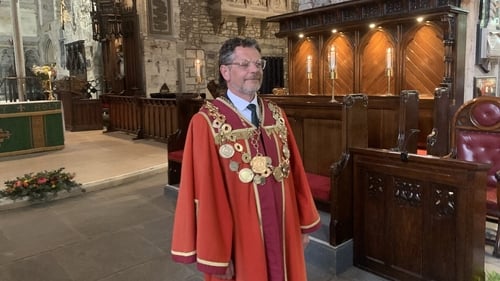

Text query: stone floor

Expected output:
[0,130,498,280]
[0,172,387,281]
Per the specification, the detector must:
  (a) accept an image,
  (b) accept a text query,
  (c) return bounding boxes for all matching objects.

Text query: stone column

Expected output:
[10,0,26,101]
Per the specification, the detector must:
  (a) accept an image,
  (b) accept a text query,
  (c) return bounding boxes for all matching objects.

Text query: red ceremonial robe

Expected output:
[171,97,321,281]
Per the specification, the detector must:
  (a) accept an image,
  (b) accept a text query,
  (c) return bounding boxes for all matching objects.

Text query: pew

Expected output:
[268,92,421,245]
[351,147,488,281]
[366,92,419,153]
[265,94,368,210]
[427,85,451,156]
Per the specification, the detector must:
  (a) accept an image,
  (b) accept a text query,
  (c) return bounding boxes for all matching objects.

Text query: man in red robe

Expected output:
[171,37,321,281]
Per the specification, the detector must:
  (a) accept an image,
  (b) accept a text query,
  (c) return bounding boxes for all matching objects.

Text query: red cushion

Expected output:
[306,173,330,202]
[487,186,498,205]
[456,131,500,187]
[168,150,184,162]
[417,149,427,155]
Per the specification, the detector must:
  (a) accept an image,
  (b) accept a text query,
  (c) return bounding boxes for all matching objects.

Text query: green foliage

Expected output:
[488,270,500,281]
[0,168,83,202]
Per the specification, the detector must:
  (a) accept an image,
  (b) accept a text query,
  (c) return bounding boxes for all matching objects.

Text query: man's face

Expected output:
[220,46,264,101]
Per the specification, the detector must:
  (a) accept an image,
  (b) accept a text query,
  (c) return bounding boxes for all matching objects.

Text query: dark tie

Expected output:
[247,103,259,127]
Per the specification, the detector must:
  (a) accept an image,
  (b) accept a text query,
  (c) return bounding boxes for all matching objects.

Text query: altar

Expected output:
[0,101,64,157]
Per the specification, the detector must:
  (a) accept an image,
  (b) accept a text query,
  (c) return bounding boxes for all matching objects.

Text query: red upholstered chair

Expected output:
[450,96,500,256]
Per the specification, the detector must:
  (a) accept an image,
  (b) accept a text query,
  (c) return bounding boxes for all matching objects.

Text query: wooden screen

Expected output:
[360,30,393,95]
[404,25,444,98]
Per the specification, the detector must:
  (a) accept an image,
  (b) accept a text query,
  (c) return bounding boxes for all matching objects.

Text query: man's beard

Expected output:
[240,79,261,95]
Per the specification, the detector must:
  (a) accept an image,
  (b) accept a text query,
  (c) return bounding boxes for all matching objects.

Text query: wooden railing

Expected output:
[58,90,102,131]
[0,76,46,102]
[101,94,200,143]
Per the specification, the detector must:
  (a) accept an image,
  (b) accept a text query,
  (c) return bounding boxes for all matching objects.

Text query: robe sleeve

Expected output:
[283,111,322,234]
[171,113,233,275]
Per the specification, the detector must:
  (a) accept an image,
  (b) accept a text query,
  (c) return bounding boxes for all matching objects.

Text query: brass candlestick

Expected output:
[47,78,55,100]
[329,70,338,103]
[386,67,393,95]
[307,72,312,95]
[196,76,202,94]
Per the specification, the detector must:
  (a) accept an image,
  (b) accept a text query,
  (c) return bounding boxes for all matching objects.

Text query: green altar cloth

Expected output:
[0,101,64,157]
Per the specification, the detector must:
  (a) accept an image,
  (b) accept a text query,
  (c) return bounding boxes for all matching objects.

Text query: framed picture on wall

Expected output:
[474,76,497,97]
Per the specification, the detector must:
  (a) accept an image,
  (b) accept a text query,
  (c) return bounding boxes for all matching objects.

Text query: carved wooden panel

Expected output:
[65,40,87,81]
[352,147,488,281]
[268,0,461,36]
[404,25,444,98]
[360,30,393,95]
[303,118,341,175]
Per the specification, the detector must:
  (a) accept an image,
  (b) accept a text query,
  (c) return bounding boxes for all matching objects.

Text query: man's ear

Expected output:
[220,65,231,81]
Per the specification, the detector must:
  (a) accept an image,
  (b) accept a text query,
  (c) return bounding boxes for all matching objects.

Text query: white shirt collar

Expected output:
[227,90,258,112]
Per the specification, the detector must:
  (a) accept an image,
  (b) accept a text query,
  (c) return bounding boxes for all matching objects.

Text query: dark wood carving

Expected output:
[148,0,172,35]
[352,147,488,281]
[65,40,87,81]
[427,85,451,156]
[91,0,144,96]
[266,1,467,154]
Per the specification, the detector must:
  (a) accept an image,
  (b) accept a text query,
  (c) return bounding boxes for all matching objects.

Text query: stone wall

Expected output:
[141,0,290,97]
[1,0,491,103]
[1,0,293,99]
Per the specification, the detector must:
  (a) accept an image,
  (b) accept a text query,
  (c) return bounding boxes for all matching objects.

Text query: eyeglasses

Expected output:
[225,59,266,70]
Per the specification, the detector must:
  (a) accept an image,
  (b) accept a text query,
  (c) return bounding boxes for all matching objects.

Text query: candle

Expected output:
[306,55,312,74]
[195,59,201,79]
[386,48,392,69]
[329,46,336,71]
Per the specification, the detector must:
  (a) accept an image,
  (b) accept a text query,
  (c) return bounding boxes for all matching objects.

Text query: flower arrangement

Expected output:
[31,64,57,81]
[0,168,83,202]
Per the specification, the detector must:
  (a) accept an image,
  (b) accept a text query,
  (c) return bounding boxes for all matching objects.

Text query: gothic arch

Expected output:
[42,37,56,64]
[359,29,395,95]
[323,34,354,95]
[402,23,444,97]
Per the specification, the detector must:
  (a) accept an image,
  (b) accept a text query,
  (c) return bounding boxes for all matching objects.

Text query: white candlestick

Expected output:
[195,59,201,79]
[386,48,392,69]
[329,46,336,71]
[306,55,312,74]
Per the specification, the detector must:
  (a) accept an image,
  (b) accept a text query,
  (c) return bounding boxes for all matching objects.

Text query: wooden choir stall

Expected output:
[259,1,491,280]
